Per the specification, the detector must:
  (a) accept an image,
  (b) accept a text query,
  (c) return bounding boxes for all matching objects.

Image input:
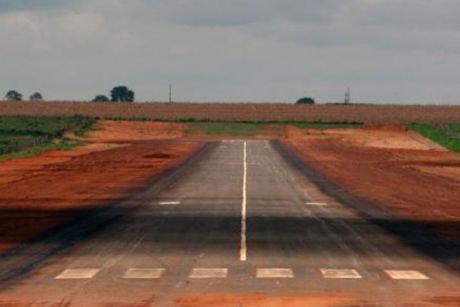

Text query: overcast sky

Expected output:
[0,0,459,104]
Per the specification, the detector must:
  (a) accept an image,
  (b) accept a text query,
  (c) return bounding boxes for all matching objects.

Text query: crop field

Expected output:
[1,101,460,123]
[0,115,95,156]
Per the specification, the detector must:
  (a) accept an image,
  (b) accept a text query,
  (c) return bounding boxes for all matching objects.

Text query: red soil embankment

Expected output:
[284,125,460,242]
[0,121,203,253]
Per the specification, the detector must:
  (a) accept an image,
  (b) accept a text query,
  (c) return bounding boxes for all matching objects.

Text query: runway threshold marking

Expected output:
[55,269,100,280]
[320,269,362,279]
[190,268,228,279]
[384,270,429,280]
[256,268,294,278]
[240,141,248,262]
[123,268,165,279]
[306,202,328,206]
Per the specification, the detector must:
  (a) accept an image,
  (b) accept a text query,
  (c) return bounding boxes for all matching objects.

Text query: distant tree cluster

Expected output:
[4,85,136,103]
[296,97,315,104]
[92,86,135,103]
[5,90,44,101]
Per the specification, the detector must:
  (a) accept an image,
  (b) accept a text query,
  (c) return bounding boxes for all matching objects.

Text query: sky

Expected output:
[0,0,459,104]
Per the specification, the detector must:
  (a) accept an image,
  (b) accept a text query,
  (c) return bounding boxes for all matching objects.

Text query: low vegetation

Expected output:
[0,116,95,157]
[410,123,460,152]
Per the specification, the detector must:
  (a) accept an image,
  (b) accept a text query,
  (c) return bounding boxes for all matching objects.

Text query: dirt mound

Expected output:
[287,124,444,150]
[86,120,186,142]
[0,141,203,253]
[286,125,460,242]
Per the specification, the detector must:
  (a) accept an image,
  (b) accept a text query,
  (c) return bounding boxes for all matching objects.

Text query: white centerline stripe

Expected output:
[240,141,248,262]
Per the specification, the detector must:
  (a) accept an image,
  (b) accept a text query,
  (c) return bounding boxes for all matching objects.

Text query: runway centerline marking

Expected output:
[320,269,362,279]
[190,268,228,279]
[123,268,165,279]
[240,141,248,262]
[256,268,294,278]
[384,270,429,280]
[55,268,100,280]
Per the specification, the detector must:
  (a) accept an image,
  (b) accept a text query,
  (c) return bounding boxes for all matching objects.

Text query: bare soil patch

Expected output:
[175,293,358,307]
[0,120,203,253]
[284,125,460,242]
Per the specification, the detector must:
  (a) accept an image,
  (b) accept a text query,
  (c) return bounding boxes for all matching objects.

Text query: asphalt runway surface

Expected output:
[0,140,459,306]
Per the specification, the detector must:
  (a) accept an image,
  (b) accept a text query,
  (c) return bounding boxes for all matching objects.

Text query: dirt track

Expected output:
[284,125,460,242]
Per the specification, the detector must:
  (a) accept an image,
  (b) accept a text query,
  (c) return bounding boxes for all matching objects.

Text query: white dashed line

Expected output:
[384,270,429,280]
[55,268,100,280]
[256,268,294,279]
[123,268,165,279]
[320,269,362,279]
[240,141,248,262]
[158,201,181,206]
[306,202,328,206]
[190,268,228,279]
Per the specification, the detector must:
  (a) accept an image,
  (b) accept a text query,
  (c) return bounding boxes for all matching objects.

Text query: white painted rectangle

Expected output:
[256,268,294,278]
[123,268,165,279]
[190,268,228,279]
[320,269,362,279]
[384,270,429,280]
[55,268,100,280]
[306,202,328,206]
[158,201,181,206]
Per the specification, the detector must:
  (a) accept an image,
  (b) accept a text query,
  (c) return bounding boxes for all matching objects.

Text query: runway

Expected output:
[0,140,458,306]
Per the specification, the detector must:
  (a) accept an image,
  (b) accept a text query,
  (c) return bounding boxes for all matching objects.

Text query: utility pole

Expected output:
[169,84,172,103]
[345,87,351,104]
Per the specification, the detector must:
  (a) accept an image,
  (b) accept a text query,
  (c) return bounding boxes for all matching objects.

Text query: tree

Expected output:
[29,92,43,101]
[92,95,110,102]
[5,90,22,101]
[296,97,315,104]
[110,86,135,103]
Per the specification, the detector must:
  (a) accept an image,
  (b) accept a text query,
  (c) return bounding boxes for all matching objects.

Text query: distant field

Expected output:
[1,101,460,123]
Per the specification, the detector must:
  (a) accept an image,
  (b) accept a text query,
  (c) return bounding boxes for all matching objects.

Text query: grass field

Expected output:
[410,123,460,152]
[0,116,95,158]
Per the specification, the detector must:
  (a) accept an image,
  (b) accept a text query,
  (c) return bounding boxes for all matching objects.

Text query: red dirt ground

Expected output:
[175,293,359,307]
[85,120,187,142]
[0,122,203,253]
[284,125,460,242]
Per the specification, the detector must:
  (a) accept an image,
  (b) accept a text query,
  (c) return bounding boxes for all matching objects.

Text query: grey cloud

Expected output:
[0,0,72,12]
[0,0,460,103]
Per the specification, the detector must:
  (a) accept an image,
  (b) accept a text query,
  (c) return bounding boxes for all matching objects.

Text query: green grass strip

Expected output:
[410,123,460,152]
[0,140,83,162]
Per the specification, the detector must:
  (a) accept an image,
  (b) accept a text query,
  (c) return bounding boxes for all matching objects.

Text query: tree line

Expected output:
[4,85,135,103]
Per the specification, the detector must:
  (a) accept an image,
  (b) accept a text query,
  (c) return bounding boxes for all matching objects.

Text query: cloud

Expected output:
[0,0,459,103]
